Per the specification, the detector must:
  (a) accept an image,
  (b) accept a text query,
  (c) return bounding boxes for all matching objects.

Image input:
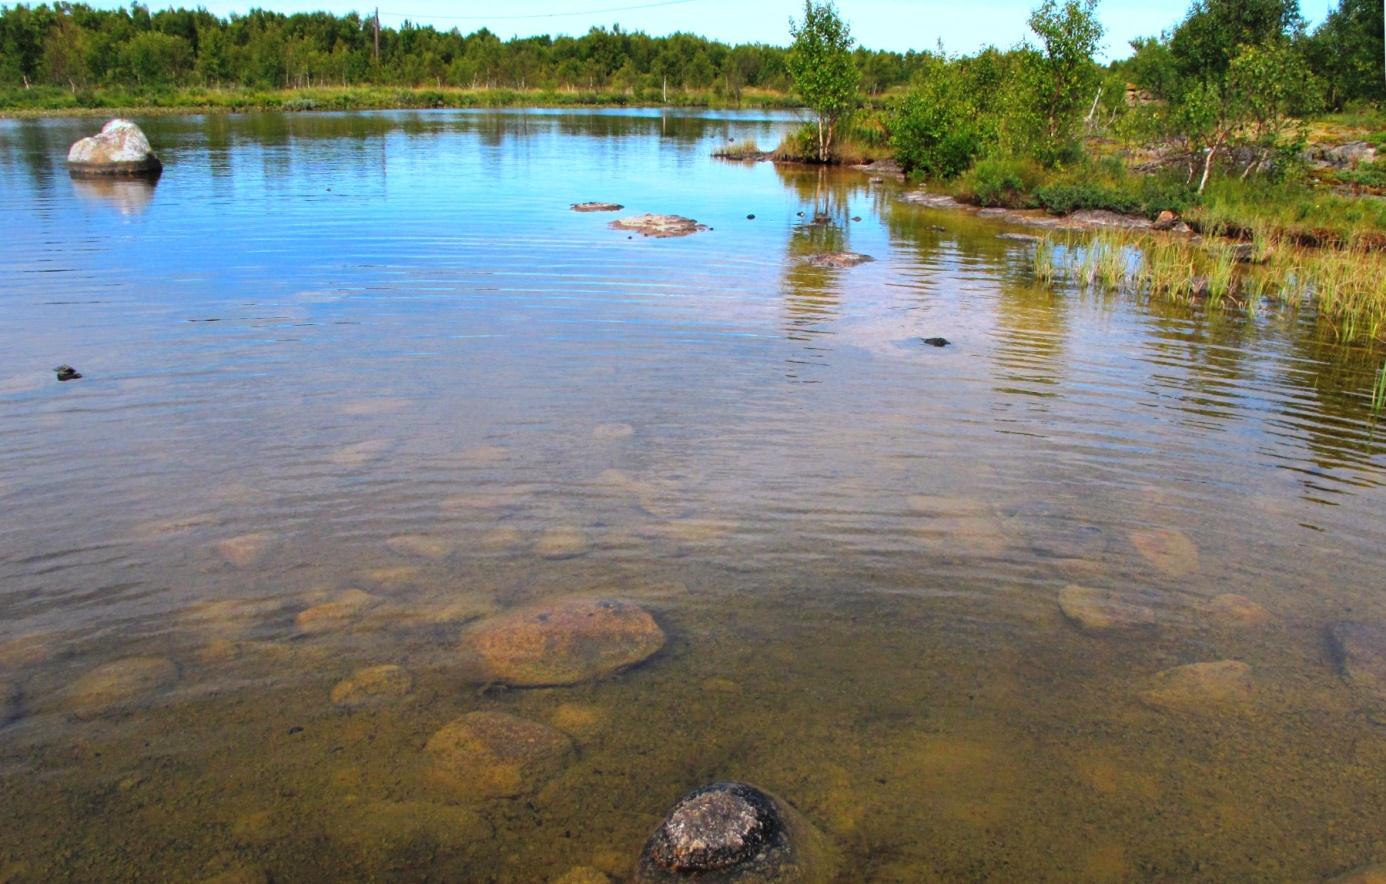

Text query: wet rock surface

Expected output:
[804,252,873,269]
[1058,585,1157,631]
[637,782,833,883]
[611,214,708,238]
[65,656,179,718]
[67,119,162,177]
[461,596,665,686]
[571,202,624,212]
[329,664,412,708]
[425,711,574,798]
[1141,661,1254,713]
[54,364,82,382]
[1328,622,1386,706]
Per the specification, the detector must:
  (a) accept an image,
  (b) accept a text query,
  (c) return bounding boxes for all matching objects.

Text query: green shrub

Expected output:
[960,157,1045,207]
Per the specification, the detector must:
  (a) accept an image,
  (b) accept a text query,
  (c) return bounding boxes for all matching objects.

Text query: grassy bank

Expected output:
[0,84,805,118]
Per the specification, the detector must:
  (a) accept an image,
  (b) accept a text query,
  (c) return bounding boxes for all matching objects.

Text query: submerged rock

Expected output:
[1329,862,1386,883]
[1058,585,1156,632]
[214,533,273,569]
[636,782,835,883]
[330,664,412,708]
[804,252,873,269]
[920,337,950,348]
[68,119,162,178]
[65,656,178,718]
[295,589,378,636]
[611,214,708,238]
[1328,622,1386,707]
[1,680,20,726]
[592,422,636,441]
[1140,660,1254,713]
[572,202,625,213]
[1128,528,1200,578]
[461,596,665,686]
[386,533,455,561]
[425,711,574,798]
[54,364,82,382]
[534,527,591,559]
[555,867,611,884]
[1206,593,1271,626]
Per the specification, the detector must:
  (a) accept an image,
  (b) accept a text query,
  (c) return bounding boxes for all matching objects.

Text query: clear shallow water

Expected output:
[1,109,1385,882]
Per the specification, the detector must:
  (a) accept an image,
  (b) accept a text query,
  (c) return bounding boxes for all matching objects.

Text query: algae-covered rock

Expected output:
[636,782,836,883]
[611,214,708,238]
[1140,661,1254,713]
[1058,585,1156,632]
[65,656,178,718]
[425,711,574,798]
[461,596,665,686]
[804,252,873,269]
[330,664,412,708]
[534,527,591,560]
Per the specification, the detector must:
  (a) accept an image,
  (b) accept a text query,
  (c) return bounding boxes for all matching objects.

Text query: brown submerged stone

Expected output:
[1328,622,1386,707]
[425,711,574,798]
[1127,527,1199,577]
[462,596,665,686]
[1058,585,1156,632]
[1140,661,1254,713]
[636,782,836,883]
[65,656,179,718]
[330,664,413,708]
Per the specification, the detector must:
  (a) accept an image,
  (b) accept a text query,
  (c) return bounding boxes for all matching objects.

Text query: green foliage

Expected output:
[960,157,1045,207]
[1306,0,1385,108]
[787,1,861,162]
[1169,0,1304,83]
[1025,0,1104,146]
[890,56,991,179]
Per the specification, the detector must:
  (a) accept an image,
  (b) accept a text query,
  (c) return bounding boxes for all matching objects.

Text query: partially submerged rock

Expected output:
[611,214,708,238]
[1058,585,1156,632]
[636,782,836,883]
[330,664,412,708]
[1328,622,1386,707]
[1140,660,1254,713]
[572,202,625,213]
[65,656,178,718]
[67,119,162,178]
[804,252,874,269]
[461,596,665,686]
[425,711,574,798]
[54,365,82,382]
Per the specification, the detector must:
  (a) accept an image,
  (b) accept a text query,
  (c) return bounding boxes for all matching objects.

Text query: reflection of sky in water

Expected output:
[0,110,1384,882]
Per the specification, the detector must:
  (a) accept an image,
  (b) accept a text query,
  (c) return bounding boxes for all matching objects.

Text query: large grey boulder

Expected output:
[67,119,162,178]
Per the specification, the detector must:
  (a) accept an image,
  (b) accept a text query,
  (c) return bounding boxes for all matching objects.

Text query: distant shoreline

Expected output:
[0,86,820,119]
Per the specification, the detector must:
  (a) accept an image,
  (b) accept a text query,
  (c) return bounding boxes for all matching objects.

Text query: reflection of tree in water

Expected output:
[776,166,858,381]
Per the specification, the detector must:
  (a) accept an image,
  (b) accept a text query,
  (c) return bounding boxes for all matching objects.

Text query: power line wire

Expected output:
[378,0,701,21]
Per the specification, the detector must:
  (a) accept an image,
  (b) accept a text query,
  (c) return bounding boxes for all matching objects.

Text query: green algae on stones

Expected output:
[461,596,665,687]
[330,664,413,709]
[424,711,574,798]
[65,656,179,718]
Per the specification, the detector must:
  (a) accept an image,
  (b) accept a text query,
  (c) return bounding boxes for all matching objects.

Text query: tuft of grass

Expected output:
[713,139,763,160]
[1373,362,1386,412]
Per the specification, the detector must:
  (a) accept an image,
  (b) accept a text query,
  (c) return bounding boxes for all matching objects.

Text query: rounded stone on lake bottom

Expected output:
[1140,661,1254,713]
[1328,622,1386,705]
[386,533,455,561]
[592,422,635,441]
[461,596,665,686]
[424,711,574,798]
[1127,527,1199,578]
[65,656,179,718]
[534,527,591,560]
[1058,585,1156,632]
[555,867,610,884]
[637,782,835,883]
[214,533,273,569]
[1207,593,1271,626]
[1330,863,1386,883]
[295,589,378,636]
[330,664,413,708]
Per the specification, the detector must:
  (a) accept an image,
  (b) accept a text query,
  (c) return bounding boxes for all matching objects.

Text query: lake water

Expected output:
[2,109,1386,882]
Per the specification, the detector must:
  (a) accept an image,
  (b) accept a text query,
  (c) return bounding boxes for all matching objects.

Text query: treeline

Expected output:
[0,3,928,96]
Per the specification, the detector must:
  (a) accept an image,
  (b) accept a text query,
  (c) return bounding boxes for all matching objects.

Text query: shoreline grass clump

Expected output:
[712,139,763,160]
[1373,363,1386,413]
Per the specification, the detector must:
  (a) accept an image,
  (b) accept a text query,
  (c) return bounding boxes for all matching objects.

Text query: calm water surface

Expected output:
[2,109,1386,882]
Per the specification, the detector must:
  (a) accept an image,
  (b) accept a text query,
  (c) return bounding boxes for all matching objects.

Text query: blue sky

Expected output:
[149,0,1342,58]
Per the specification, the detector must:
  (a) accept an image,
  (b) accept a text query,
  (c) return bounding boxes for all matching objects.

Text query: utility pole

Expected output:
[373,7,380,63]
